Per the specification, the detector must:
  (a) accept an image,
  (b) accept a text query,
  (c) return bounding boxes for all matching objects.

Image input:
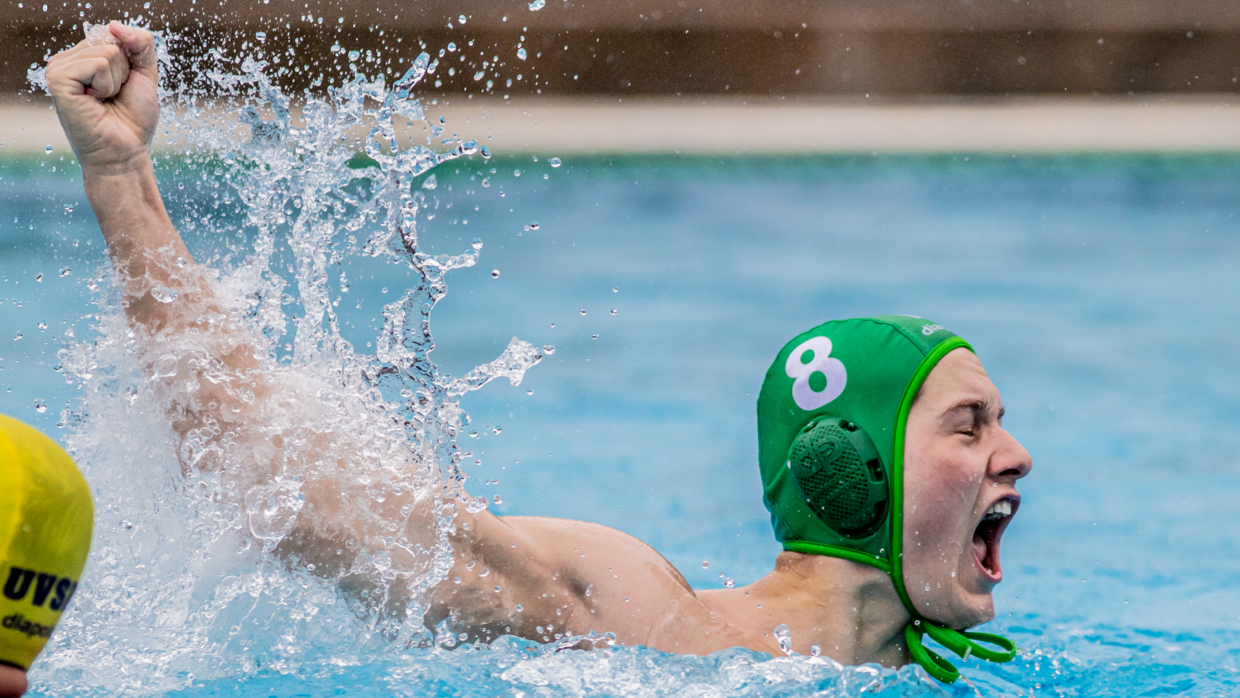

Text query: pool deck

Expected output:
[4,95,1240,156]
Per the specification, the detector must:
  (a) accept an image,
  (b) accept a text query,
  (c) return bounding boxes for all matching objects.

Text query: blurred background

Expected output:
[5,0,1240,96]
[3,0,1240,153]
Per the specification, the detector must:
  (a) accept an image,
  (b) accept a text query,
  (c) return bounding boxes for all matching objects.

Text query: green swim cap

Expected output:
[757,316,1015,683]
[0,415,94,671]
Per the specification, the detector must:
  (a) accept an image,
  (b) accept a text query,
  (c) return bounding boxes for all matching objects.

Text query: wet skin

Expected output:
[0,665,27,698]
[46,23,1031,671]
[901,348,1032,626]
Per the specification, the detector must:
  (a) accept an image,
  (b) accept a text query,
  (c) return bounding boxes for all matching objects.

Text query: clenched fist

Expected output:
[46,22,159,172]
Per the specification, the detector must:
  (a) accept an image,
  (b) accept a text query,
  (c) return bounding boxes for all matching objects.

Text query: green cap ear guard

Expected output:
[787,417,888,540]
[757,316,1017,683]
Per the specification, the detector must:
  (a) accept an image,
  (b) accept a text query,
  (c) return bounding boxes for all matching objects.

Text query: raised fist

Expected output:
[45,22,160,171]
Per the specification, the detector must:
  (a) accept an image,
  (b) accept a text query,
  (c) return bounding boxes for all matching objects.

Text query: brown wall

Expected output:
[4,0,1240,97]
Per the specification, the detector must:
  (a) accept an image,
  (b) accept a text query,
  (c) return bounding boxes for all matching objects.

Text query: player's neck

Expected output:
[745,552,911,666]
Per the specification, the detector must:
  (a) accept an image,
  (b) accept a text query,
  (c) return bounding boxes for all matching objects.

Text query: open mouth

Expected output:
[972,497,1017,582]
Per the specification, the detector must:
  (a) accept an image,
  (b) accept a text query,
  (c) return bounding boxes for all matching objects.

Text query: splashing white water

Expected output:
[33,25,542,695]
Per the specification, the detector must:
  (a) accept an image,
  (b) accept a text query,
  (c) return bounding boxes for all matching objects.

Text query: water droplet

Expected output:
[471,237,483,250]
[458,14,467,23]
[473,70,486,81]
[422,174,438,190]
[12,332,21,341]
[37,321,47,330]
[701,561,709,569]
[550,157,562,167]
[515,604,523,612]
[528,0,545,10]
[348,50,360,61]
[774,623,792,655]
[447,42,457,52]
[584,584,593,597]
[151,357,178,379]
[612,287,619,293]
[925,584,932,591]
[528,221,540,230]
[480,145,492,159]
[494,585,502,592]
[609,308,617,315]
[542,345,556,355]
[58,267,71,277]
[44,145,53,154]
[35,273,43,282]
[33,399,47,413]
[811,645,822,657]
[491,270,500,278]
[255,31,267,43]
[517,47,527,61]
[579,309,586,316]
[591,334,598,340]
[493,494,502,504]
[150,287,178,303]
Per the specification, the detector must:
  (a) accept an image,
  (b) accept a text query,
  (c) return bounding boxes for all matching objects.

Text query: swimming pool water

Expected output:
[2,153,1239,695]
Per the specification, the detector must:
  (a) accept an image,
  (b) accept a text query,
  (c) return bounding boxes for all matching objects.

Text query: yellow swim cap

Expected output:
[0,415,93,671]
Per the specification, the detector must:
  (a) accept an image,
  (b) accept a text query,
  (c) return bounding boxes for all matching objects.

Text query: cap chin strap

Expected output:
[904,619,1017,683]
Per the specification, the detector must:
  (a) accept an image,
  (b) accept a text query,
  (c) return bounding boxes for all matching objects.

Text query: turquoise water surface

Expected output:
[2,153,1239,696]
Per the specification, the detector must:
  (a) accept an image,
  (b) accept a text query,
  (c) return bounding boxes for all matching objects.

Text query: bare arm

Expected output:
[47,23,261,440]
[430,515,779,654]
[46,24,764,654]
[47,20,426,585]
[48,23,193,330]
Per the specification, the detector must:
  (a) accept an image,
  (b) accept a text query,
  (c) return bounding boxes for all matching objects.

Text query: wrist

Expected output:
[80,149,155,182]
[82,155,173,240]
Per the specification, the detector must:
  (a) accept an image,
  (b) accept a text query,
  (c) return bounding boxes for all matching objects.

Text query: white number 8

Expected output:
[785,336,847,411]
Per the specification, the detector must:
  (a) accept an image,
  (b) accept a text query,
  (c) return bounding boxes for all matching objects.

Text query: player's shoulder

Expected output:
[503,516,689,585]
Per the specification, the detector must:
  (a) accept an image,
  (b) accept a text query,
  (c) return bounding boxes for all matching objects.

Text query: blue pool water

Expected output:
[3,151,1240,696]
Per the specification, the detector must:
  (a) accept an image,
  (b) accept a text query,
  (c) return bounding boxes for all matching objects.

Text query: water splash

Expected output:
[31,25,541,696]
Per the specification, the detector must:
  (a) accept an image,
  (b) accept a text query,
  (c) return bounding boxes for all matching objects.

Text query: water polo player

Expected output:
[0,416,95,698]
[46,23,1030,683]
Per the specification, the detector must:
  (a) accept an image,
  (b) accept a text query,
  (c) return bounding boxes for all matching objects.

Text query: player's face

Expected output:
[901,349,1032,628]
[0,665,27,697]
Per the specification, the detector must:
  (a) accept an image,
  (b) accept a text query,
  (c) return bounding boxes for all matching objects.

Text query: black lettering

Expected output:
[31,573,58,607]
[62,581,78,610]
[2,568,34,601]
[1,613,16,629]
[49,578,72,611]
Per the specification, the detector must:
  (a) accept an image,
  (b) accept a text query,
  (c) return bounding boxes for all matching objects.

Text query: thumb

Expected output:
[108,21,159,84]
